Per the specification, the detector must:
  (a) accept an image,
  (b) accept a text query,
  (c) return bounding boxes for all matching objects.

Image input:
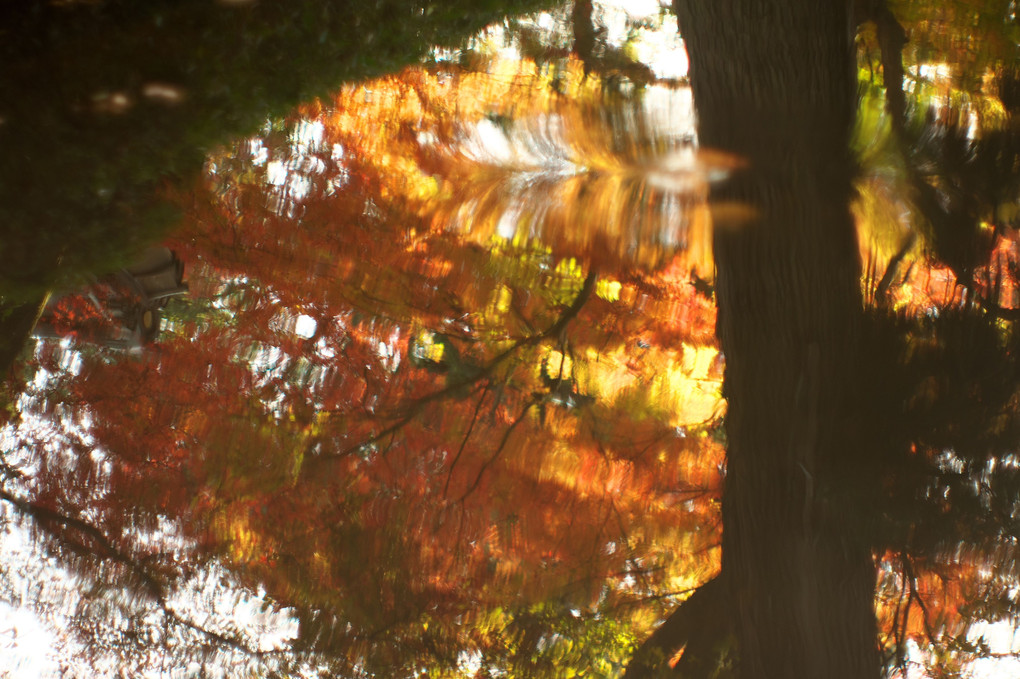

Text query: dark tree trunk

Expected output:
[672,1,881,677]
[0,296,47,378]
[571,0,596,74]
[623,575,732,678]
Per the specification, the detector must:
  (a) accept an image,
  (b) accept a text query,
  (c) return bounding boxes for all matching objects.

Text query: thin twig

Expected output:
[443,382,491,497]
[456,397,538,505]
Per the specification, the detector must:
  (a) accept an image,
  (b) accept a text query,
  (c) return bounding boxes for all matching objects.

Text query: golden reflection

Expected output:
[313,57,741,276]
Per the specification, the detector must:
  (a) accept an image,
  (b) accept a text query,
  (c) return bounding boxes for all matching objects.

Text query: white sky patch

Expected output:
[601,0,689,79]
[497,201,524,239]
[294,314,317,339]
[967,620,1020,679]
[265,160,288,187]
[283,172,311,202]
[57,344,83,376]
[249,138,268,166]
[0,504,86,679]
[633,34,688,80]
[460,114,579,175]
[314,337,336,360]
[248,344,286,385]
[889,622,1020,678]
[917,62,952,85]
[373,328,402,373]
[457,650,483,675]
[0,601,64,678]
[474,1,688,79]
[290,119,325,154]
[969,655,1020,678]
[535,12,557,30]
[165,567,301,655]
[469,118,514,163]
[0,485,302,678]
[256,119,328,211]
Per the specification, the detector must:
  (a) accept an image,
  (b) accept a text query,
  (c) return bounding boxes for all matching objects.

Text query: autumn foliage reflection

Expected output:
[30,58,727,674]
[14,38,1020,674]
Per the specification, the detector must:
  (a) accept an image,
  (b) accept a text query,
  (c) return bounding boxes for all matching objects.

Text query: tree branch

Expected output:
[867,0,909,133]
[0,487,281,661]
[443,382,491,497]
[302,270,598,475]
[455,396,537,504]
[875,232,918,302]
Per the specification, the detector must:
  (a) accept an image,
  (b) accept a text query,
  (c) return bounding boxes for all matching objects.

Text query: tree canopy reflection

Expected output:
[2,1,1020,678]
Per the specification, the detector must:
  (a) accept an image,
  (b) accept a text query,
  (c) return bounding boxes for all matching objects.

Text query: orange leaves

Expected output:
[304,56,734,274]
[17,50,736,671]
[875,551,977,656]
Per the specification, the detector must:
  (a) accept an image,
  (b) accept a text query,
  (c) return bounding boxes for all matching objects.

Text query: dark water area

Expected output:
[2,2,1020,678]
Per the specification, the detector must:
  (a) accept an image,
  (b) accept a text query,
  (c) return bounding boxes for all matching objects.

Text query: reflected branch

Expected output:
[443,382,491,497]
[903,556,938,647]
[0,487,166,601]
[0,487,282,663]
[875,232,918,303]
[456,396,538,505]
[303,270,597,474]
[608,585,702,610]
[863,0,909,132]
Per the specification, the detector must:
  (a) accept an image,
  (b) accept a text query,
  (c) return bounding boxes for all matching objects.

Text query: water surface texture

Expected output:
[2,2,1020,678]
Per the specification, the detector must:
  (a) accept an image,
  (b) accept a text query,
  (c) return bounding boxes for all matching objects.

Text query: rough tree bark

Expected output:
[667,1,881,677]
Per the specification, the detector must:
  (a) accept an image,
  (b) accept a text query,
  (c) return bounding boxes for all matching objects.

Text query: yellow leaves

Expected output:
[409,173,441,202]
[554,257,585,280]
[854,177,913,267]
[492,284,513,314]
[595,278,622,301]
[660,345,724,427]
[314,55,729,272]
[680,342,717,380]
[571,341,722,427]
[576,345,637,398]
[548,258,586,305]
[976,89,1008,129]
[475,283,516,332]
[413,329,447,364]
[541,349,572,382]
[211,507,262,564]
[289,446,305,486]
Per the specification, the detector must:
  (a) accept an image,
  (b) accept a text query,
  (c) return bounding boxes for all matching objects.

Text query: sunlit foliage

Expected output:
[4,1,1020,677]
[4,45,725,675]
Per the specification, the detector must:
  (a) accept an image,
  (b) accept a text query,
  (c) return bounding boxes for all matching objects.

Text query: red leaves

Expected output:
[19,64,728,669]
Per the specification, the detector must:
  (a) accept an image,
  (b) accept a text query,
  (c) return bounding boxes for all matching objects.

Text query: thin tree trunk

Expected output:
[673,1,880,677]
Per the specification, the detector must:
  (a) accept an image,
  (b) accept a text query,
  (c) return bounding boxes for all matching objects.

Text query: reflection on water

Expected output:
[2,1,1020,677]
[3,19,727,679]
